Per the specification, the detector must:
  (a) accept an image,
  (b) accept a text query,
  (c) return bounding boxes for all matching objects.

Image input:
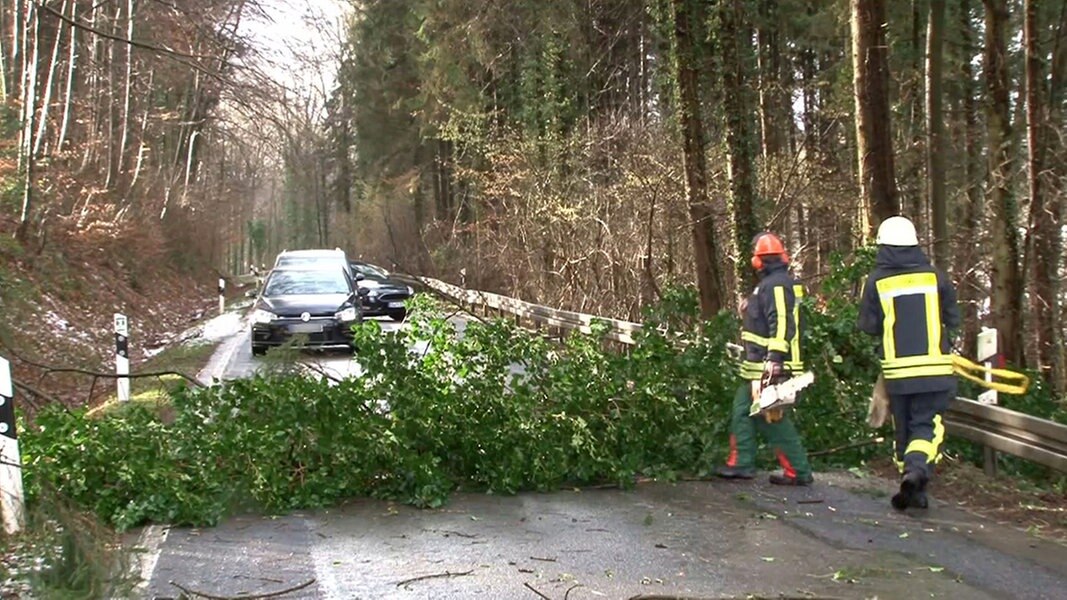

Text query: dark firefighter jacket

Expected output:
[858,245,961,395]
[740,261,804,381]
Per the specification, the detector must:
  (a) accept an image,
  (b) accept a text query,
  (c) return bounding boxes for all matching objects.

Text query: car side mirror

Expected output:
[355,273,365,281]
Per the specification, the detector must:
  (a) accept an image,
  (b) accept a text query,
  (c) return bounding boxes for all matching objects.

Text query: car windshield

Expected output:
[352,263,389,279]
[276,255,345,269]
[264,270,349,296]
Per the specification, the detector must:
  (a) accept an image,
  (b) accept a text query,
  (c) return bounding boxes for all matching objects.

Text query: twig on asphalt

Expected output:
[809,437,884,457]
[523,581,553,599]
[169,577,315,600]
[564,583,584,600]
[393,569,474,588]
[529,556,557,562]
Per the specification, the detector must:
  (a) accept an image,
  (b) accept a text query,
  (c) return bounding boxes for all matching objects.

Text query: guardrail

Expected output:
[414,275,1067,474]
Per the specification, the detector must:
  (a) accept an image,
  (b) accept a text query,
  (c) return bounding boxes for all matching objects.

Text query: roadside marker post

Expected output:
[218,278,226,315]
[976,327,998,475]
[115,313,130,402]
[0,356,25,534]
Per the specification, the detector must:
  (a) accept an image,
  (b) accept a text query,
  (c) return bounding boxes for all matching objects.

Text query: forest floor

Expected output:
[0,204,247,412]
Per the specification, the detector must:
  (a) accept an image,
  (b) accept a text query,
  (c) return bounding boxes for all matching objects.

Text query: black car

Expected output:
[349,261,413,321]
[250,267,368,355]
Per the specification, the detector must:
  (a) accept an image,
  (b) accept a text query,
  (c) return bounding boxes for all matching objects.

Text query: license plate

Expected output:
[388,301,405,308]
[288,323,323,334]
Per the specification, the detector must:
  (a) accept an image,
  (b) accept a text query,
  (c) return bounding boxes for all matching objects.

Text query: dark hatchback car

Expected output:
[349,261,413,321]
[250,267,367,355]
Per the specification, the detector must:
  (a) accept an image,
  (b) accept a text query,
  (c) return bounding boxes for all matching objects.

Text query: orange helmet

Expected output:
[751,232,789,271]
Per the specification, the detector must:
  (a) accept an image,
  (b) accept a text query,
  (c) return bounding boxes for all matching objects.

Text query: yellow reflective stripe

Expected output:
[770,286,789,352]
[875,272,939,295]
[905,439,936,457]
[884,355,954,368]
[785,361,804,371]
[904,415,945,463]
[932,414,945,463]
[880,293,897,361]
[791,285,803,364]
[740,361,763,380]
[742,331,769,346]
[925,284,942,359]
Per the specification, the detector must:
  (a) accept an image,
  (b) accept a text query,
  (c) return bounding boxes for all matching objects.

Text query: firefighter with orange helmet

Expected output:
[716,232,814,486]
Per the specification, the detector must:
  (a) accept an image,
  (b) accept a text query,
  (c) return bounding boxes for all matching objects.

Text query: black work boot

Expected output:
[769,472,814,486]
[891,470,927,510]
[715,465,756,479]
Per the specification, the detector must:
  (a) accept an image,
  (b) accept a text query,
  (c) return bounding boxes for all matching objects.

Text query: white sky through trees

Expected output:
[242,0,350,99]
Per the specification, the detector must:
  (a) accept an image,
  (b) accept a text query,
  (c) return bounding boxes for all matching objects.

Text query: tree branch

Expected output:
[169,578,315,600]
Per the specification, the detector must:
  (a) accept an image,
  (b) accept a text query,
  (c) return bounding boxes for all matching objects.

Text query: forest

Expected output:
[3,0,1066,395]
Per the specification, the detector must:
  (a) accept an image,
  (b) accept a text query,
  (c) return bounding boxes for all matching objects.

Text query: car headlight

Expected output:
[252,309,276,324]
[335,307,358,322]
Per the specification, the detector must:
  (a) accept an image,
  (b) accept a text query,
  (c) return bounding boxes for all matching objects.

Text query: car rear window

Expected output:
[265,270,349,296]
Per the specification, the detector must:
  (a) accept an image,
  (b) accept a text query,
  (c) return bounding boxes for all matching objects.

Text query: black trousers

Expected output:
[889,389,952,480]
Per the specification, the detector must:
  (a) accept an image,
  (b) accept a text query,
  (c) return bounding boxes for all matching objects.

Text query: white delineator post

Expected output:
[0,356,25,534]
[218,278,226,315]
[976,327,998,475]
[977,327,998,405]
[115,313,130,402]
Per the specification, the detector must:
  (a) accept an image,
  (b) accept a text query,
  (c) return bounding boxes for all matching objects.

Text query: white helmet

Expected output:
[876,216,918,246]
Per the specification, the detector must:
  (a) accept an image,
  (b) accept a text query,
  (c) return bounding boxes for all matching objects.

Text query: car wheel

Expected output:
[389,310,406,322]
[251,344,267,356]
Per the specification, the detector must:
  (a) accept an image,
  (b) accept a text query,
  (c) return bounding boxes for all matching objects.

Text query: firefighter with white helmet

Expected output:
[859,216,960,509]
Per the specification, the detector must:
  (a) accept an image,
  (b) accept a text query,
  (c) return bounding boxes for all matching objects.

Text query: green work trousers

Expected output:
[726,382,812,479]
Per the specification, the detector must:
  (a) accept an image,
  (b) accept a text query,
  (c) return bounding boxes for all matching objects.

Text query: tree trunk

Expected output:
[56,0,76,153]
[721,0,760,294]
[117,0,135,188]
[33,0,67,157]
[926,0,948,267]
[16,4,38,242]
[1026,0,1065,389]
[851,0,899,234]
[983,0,1024,366]
[955,0,982,359]
[672,0,726,317]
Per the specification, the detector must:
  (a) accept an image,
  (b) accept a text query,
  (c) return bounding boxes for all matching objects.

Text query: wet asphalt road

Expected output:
[135,316,1067,599]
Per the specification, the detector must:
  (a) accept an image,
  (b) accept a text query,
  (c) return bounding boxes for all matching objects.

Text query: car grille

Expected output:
[378,293,409,302]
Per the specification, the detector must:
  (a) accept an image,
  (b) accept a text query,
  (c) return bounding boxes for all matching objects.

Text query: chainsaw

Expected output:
[748,370,815,419]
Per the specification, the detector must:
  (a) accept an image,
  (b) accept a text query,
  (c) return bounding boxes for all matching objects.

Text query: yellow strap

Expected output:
[951,354,1030,394]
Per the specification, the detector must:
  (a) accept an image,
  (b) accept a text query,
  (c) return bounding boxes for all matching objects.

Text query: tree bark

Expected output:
[56,0,76,153]
[1026,0,1065,389]
[672,0,726,317]
[721,0,760,294]
[926,0,947,267]
[117,0,135,187]
[851,0,899,235]
[955,0,982,359]
[16,3,38,242]
[32,0,67,157]
[983,0,1024,366]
